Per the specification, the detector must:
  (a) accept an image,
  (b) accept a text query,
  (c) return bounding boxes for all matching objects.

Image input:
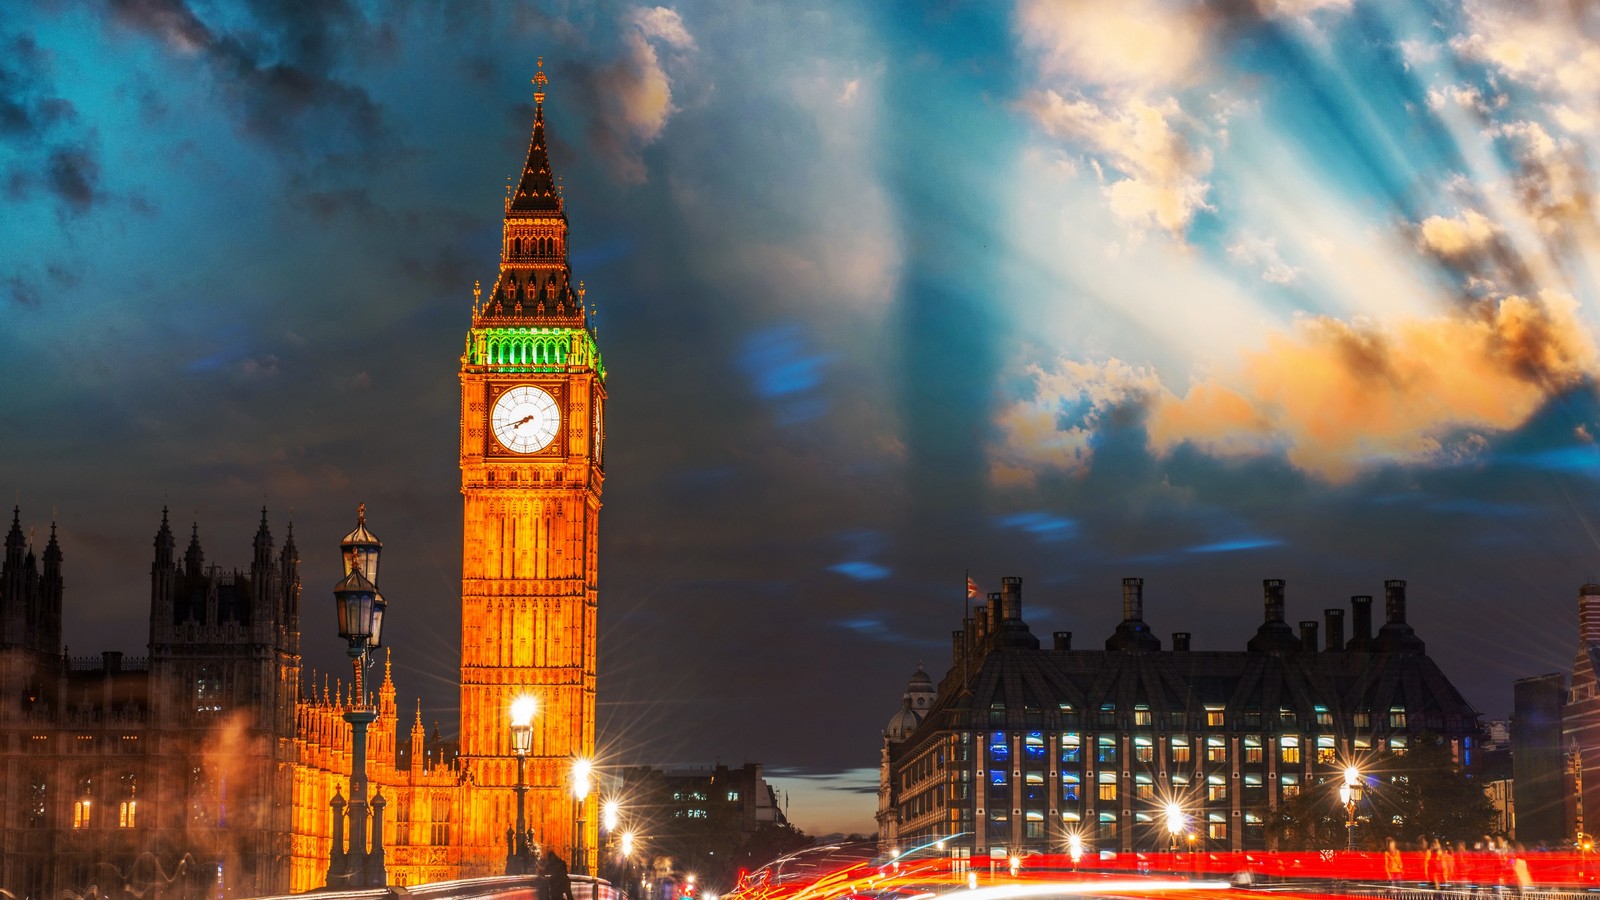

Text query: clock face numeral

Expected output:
[491,385,560,453]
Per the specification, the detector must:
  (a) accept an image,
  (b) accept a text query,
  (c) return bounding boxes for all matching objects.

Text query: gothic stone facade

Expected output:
[879,576,1481,856]
[0,509,466,900]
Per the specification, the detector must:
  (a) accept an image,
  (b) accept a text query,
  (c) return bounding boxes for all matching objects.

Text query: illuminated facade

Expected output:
[0,508,468,899]
[881,576,1481,855]
[456,61,605,875]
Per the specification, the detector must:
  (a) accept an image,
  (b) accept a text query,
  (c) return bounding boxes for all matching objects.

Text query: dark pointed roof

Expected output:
[510,62,563,215]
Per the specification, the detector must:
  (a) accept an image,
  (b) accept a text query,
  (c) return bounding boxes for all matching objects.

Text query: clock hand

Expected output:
[512,415,535,428]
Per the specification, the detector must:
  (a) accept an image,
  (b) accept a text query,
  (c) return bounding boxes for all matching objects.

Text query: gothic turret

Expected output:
[479,58,587,328]
[1,508,26,646]
[38,522,62,654]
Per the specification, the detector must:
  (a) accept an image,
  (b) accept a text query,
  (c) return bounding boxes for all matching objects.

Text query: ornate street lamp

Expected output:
[508,695,537,875]
[1165,801,1185,853]
[1338,765,1365,852]
[327,504,389,888]
[572,757,593,876]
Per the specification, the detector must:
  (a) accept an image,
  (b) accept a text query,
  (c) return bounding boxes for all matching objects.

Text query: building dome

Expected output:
[885,701,922,742]
[905,663,936,711]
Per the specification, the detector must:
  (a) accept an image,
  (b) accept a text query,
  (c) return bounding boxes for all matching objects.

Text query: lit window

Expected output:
[1389,706,1407,729]
[1314,705,1333,727]
[1134,705,1151,726]
[1389,736,1408,755]
[1353,711,1372,729]
[1097,735,1118,764]
[1280,736,1301,764]
[1207,775,1227,801]
[1097,771,1117,801]
[1061,733,1081,764]
[1134,736,1154,763]
[1135,774,1154,799]
[726,791,740,802]
[1206,736,1227,763]
[74,799,91,829]
[1244,735,1263,764]
[1205,706,1225,727]
[1170,736,1191,763]
[1316,736,1336,764]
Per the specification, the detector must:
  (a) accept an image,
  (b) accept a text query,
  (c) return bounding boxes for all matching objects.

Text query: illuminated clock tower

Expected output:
[459,62,605,873]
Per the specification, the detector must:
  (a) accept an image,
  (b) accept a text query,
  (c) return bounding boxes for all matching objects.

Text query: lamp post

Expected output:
[508,695,537,875]
[600,799,621,883]
[327,504,389,888]
[620,830,636,898]
[1338,765,1364,852]
[572,757,593,876]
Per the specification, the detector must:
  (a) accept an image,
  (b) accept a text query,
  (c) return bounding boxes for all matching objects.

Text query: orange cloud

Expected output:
[995,293,1599,484]
[1148,292,1597,479]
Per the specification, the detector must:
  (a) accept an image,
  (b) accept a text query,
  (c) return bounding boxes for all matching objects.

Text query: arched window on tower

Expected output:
[119,773,137,828]
[73,775,92,829]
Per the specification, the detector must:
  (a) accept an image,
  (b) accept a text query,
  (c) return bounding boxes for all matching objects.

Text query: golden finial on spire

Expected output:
[473,279,482,315]
[534,57,548,105]
[577,280,586,303]
[357,502,366,526]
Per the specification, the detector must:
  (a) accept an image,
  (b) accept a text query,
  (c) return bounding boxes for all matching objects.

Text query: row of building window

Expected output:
[995,703,1420,731]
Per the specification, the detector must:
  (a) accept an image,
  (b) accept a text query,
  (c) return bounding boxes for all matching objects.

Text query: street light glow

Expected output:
[1165,801,1184,835]
[1344,765,1360,787]
[620,830,635,858]
[572,757,593,801]
[510,695,536,727]
[603,798,620,832]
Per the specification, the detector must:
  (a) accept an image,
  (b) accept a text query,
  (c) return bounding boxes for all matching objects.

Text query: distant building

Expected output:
[1511,672,1566,843]
[879,576,1481,855]
[618,763,788,882]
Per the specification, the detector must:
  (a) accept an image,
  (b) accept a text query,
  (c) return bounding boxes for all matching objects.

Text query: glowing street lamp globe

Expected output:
[620,831,635,858]
[603,799,620,832]
[572,757,593,801]
[510,695,536,755]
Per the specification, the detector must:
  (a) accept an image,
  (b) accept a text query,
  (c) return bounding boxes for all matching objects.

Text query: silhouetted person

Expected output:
[544,851,573,900]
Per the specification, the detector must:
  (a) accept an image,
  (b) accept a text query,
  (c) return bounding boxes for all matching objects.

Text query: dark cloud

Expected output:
[5,275,41,307]
[0,35,76,140]
[44,145,102,215]
[106,0,388,159]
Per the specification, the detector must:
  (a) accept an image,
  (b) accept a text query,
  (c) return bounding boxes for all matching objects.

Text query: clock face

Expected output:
[491,385,560,453]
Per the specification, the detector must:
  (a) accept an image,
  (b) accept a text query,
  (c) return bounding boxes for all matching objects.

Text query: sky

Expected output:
[6,0,1600,837]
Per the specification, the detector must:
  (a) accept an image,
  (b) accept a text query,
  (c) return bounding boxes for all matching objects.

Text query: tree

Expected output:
[1273,734,1497,850]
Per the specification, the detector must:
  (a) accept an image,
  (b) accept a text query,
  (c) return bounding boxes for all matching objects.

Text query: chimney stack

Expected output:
[1122,577,1144,621]
[1350,596,1373,648]
[1173,632,1191,651]
[1324,608,1345,651]
[1582,584,1600,645]
[1053,631,1072,651]
[1384,579,1408,624]
[1001,576,1022,622]
[1263,578,1286,623]
[987,592,1002,630]
[1299,621,1318,653]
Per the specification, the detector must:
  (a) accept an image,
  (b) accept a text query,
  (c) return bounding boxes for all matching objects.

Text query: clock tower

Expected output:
[458,62,605,873]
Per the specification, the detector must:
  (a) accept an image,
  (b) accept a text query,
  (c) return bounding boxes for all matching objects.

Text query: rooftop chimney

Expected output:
[1173,632,1191,651]
[1053,631,1072,651]
[1299,621,1318,653]
[1377,578,1425,653]
[1324,608,1345,651]
[1122,577,1144,621]
[1107,576,1161,651]
[1384,579,1408,624]
[1582,584,1600,645]
[1247,578,1301,653]
[987,592,1001,630]
[1001,576,1022,622]
[1263,578,1286,623]
[1349,596,1373,649]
